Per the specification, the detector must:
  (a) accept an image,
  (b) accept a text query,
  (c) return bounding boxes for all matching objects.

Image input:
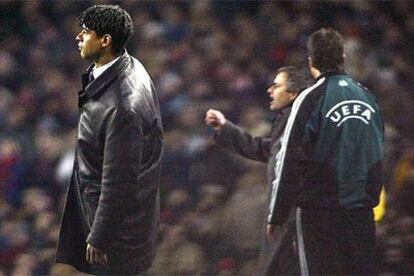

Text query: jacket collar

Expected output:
[271,106,291,123]
[279,105,292,116]
[79,50,130,107]
[315,70,346,82]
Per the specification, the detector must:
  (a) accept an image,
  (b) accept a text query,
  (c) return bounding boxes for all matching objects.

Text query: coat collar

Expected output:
[79,50,130,107]
[271,106,291,124]
[279,105,292,116]
[315,70,346,82]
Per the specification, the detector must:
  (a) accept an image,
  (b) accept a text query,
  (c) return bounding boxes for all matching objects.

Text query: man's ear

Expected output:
[308,57,320,79]
[308,56,313,68]
[101,34,112,48]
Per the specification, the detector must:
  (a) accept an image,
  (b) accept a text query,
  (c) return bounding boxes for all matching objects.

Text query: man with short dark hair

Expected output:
[205,66,312,275]
[268,28,384,275]
[55,5,163,275]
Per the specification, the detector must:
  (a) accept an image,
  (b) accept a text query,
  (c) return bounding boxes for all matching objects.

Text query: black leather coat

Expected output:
[56,51,163,275]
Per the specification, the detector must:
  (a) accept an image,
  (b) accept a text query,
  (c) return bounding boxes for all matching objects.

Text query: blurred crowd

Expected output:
[0,1,413,275]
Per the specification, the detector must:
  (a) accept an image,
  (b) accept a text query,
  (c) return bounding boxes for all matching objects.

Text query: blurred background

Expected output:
[0,1,413,275]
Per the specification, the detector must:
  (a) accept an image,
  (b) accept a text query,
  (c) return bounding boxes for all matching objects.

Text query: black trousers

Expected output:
[265,214,300,275]
[296,208,376,275]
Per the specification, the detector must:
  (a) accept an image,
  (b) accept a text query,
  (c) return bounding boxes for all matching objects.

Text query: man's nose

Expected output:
[75,33,82,41]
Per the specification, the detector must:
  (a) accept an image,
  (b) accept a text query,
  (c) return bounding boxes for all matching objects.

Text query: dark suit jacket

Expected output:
[56,51,163,275]
[214,107,299,275]
[214,108,290,189]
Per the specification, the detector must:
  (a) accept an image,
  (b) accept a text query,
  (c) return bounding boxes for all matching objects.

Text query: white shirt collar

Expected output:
[92,55,121,79]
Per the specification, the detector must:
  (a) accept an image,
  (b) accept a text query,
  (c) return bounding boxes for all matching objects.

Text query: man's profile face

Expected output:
[76,26,103,60]
[267,72,297,111]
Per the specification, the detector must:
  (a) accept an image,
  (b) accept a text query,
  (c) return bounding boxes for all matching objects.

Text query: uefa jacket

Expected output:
[268,72,384,225]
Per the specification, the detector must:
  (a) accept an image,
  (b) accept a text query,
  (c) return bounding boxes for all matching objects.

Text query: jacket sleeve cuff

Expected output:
[86,230,108,250]
[214,121,238,145]
[267,206,291,226]
[267,215,279,225]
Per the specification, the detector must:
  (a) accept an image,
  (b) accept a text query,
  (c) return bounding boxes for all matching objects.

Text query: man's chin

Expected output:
[79,51,92,60]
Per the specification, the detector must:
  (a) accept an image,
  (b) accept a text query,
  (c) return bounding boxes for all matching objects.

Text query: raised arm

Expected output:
[205,109,271,162]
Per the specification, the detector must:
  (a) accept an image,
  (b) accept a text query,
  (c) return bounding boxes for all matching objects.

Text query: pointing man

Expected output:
[206,66,312,274]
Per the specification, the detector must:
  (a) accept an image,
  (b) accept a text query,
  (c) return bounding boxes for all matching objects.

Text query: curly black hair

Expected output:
[78,5,134,54]
[307,28,345,73]
[277,66,313,93]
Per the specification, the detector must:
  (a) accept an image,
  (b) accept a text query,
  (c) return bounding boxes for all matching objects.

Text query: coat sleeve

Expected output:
[87,107,143,249]
[214,121,271,162]
[268,91,322,225]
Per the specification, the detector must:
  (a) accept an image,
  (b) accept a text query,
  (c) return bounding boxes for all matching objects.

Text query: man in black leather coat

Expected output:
[55,5,163,275]
[205,66,311,275]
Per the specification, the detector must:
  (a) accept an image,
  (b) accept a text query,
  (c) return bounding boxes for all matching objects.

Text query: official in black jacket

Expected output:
[55,5,163,275]
[205,66,312,275]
